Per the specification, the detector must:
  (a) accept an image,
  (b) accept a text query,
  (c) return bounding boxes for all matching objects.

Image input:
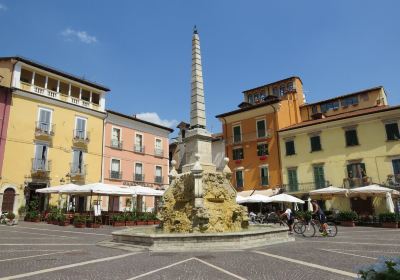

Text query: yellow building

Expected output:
[0,57,109,213]
[279,87,400,214]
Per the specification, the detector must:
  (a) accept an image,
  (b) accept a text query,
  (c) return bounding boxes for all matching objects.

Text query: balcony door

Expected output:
[38,108,52,133]
[34,144,48,170]
[75,118,86,139]
[111,159,121,179]
[135,134,143,152]
[347,163,366,179]
[313,165,326,189]
[155,166,162,183]
[72,150,84,174]
[135,163,143,181]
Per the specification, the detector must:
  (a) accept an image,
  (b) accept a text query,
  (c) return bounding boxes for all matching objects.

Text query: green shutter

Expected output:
[288,169,298,192]
[313,165,325,189]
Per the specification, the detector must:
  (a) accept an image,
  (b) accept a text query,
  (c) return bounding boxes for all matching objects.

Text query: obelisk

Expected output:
[182,26,215,173]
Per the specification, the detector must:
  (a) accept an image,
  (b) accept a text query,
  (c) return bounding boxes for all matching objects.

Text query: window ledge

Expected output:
[286,153,297,156]
[346,144,360,148]
[386,139,400,142]
[310,149,323,153]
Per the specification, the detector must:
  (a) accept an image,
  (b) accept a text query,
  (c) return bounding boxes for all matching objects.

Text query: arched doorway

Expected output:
[1,188,15,213]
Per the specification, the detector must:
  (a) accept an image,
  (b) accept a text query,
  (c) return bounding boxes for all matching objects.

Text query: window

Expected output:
[232,147,244,160]
[254,93,260,103]
[135,134,144,153]
[37,108,52,134]
[287,82,293,91]
[34,73,45,88]
[233,125,242,143]
[111,159,121,179]
[248,94,254,104]
[59,81,69,95]
[341,96,358,107]
[260,92,266,101]
[385,123,400,141]
[135,163,144,181]
[91,93,100,105]
[279,85,286,95]
[81,89,90,102]
[20,69,33,84]
[311,106,318,114]
[33,144,48,171]
[345,129,359,146]
[111,127,122,149]
[72,150,84,174]
[313,165,325,189]
[320,101,339,113]
[347,163,366,179]
[71,86,80,98]
[392,159,400,183]
[272,87,279,96]
[257,143,268,156]
[256,120,266,138]
[285,140,295,156]
[47,77,58,91]
[287,168,298,192]
[260,166,269,186]
[235,170,244,188]
[155,166,163,183]
[310,135,322,152]
[155,138,163,156]
[74,117,87,140]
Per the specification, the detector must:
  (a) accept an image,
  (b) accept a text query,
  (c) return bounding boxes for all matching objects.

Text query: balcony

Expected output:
[70,163,87,179]
[110,139,123,150]
[109,170,122,180]
[154,148,164,157]
[226,130,273,145]
[35,122,55,138]
[31,158,51,177]
[134,173,145,182]
[73,130,90,145]
[134,145,145,154]
[283,181,330,193]
[343,177,372,188]
[154,176,163,184]
[385,174,400,189]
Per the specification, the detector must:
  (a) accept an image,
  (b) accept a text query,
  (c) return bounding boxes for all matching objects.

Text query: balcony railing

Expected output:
[134,173,145,182]
[343,177,372,188]
[385,174,400,188]
[31,158,51,173]
[73,130,90,144]
[110,170,122,180]
[154,148,164,157]
[111,139,123,150]
[35,122,55,137]
[70,163,87,177]
[154,176,163,184]
[282,181,330,193]
[226,130,273,145]
[134,145,145,153]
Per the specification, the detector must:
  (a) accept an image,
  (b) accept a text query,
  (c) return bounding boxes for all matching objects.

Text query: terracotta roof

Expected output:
[215,98,280,118]
[106,110,174,132]
[243,76,302,93]
[0,56,110,91]
[279,105,400,132]
[301,86,384,107]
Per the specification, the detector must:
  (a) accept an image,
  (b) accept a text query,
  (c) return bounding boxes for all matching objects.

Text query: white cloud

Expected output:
[136,112,178,128]
[61,28,97,44]
[0,3,7,10]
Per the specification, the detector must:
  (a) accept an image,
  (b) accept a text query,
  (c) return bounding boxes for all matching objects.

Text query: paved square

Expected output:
[0,222,399,279]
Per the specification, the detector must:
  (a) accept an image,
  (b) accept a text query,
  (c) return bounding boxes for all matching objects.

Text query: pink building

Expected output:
[103,110,173,212]
[0,86,11,178]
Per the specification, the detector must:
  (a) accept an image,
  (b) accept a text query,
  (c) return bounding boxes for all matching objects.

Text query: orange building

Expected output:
[216,77,305,191]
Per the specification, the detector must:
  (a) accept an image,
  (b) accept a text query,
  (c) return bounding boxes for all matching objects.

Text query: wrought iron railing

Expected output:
[111,139,123,150]
[35,122,55,137]
[343,177,372,188]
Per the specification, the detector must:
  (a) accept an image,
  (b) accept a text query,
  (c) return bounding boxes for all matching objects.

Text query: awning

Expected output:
[59,183,136,196]
[126,185,164,196]
[236,194,273,204]
[237,188,280,197]
[309,186,348,199]
[269,193,305,204]
[348,184,400,197]
[36,184,79,194]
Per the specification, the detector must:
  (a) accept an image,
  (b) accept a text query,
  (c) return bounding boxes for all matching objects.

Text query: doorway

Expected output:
[1,188,16,213]
[26,183,47,211]
[351,197,373,216]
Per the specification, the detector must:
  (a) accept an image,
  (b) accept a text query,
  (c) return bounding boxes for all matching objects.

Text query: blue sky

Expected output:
[1,1,399,135]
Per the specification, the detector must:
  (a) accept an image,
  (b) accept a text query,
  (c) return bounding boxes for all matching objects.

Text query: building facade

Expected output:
[0,57,109,214]
[104,110,172,212]
[216,77,305,191]
[278,87,400,214]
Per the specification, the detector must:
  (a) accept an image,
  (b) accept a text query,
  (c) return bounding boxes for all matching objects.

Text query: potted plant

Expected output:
[125,212,136,226]
[337,211,358,227]
[6,212,16,226]
[18,205,26,220]
[111,214,125,227]
[136,213,147,226]
[87,216,102,228]
[379,213,399,228]
[73,215,86,228]
[58,214,70,226]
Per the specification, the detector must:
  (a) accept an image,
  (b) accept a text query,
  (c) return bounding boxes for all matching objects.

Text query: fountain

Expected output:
[111,27,293,251]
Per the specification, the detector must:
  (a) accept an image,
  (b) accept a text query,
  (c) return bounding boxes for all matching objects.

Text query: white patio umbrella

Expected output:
[237,194,273,204]
[127,185,164,196]
[349,184,400,197]
[36,183,79,194]
[270,193,305,204]
[386,192,395,213]
[59,183,135,196]
[309,186,348,199]
[236,195,246,204]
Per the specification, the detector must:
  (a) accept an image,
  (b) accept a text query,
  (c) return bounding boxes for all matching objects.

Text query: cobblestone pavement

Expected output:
[0,222,399,280]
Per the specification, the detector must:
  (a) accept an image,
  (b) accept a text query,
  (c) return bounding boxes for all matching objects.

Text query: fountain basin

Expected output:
[111,225,293,251]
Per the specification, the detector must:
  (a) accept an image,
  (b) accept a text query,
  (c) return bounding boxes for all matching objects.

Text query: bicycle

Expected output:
[299,218,338,237]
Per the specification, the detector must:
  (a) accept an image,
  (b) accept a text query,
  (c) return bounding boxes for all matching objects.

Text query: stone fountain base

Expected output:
[111,225,293,252]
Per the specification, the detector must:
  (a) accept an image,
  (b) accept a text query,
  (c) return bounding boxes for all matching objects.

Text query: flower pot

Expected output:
[381,222,398,228]
[125,221,136,226]
[74,223,85,228]
[235,160,242,164]
[59,221,70,226]
[147,220,155,225]
[87,223,101,228]
[112,221,125,227]
[259,156,267,161]
[136,221,147,226]
[52,220,59,225]
[31,218,40,223]
[47,220,53,224]
[340,221,355,227]
[154,220,161,225]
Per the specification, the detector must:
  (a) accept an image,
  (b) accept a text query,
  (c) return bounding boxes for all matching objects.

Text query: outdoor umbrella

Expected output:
[59,183,135,196]
[348,184,400,197]
[128,185,164,196]
[237,194,273,204]
[309,186,348,199]
[386,192,395,213]
[36,183,79,194]
[270,193,304,204]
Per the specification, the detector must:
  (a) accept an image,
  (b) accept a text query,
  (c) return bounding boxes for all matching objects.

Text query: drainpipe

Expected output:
[268,103,283,189]
[101,112,106,183]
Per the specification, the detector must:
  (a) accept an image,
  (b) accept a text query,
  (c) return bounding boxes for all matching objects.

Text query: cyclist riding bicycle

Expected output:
[311,200,328,236]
